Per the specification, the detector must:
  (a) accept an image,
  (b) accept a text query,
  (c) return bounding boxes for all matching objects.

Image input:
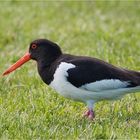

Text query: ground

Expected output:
[0,1,140,139]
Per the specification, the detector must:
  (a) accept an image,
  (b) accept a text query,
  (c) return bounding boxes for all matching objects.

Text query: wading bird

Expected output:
[3,39,140,119]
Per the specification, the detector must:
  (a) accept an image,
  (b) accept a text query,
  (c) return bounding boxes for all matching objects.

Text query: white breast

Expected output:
[49,62,76,98]
[50,62,94,102]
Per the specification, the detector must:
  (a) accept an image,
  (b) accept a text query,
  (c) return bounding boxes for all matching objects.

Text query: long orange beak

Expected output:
[2,52,31,76]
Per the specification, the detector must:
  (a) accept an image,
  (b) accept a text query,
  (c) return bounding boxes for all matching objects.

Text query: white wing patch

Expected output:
[80,79,130,92]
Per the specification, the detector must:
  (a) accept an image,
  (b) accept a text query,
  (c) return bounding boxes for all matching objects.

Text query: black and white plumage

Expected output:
[3,39,140,119]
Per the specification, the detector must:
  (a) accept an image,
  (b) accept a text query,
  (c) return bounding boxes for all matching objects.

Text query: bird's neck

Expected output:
[37,56,61,85]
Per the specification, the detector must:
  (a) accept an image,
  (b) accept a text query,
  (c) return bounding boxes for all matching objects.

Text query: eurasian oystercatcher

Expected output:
[3,39,140,119]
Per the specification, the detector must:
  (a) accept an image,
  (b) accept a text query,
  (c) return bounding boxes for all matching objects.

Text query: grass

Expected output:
[0,1,140,139]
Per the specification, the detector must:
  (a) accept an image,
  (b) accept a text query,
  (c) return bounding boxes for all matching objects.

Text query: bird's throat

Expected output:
[37,59,57,85]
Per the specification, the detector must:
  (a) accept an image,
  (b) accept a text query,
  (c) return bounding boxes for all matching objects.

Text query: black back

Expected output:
[38,53,140,88]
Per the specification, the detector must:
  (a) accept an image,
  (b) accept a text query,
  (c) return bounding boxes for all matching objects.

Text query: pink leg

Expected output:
[83,109,95,120]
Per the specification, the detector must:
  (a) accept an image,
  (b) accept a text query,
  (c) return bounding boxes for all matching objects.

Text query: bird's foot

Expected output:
[83,109,95,120]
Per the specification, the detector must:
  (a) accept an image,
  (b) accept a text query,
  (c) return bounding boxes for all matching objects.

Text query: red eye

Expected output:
[31,44,37,49]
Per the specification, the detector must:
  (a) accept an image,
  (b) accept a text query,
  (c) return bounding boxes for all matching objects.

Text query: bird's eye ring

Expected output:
[31,44,37,49]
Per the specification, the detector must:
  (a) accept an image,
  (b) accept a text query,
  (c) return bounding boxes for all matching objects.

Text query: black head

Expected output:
[29,39,62,62]
[2,39,62,76]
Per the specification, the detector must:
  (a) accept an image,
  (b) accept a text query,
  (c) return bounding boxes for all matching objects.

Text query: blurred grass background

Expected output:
[0,1,140,139]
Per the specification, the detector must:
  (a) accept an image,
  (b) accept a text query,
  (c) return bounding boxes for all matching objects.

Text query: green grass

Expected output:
[0,1,140,139]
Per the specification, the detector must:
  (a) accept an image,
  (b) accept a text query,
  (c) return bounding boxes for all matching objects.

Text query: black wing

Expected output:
[63,55,140,88]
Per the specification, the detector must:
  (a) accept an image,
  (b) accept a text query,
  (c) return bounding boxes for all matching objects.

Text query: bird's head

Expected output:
[2,39,62,76]
[29,39,62,61]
